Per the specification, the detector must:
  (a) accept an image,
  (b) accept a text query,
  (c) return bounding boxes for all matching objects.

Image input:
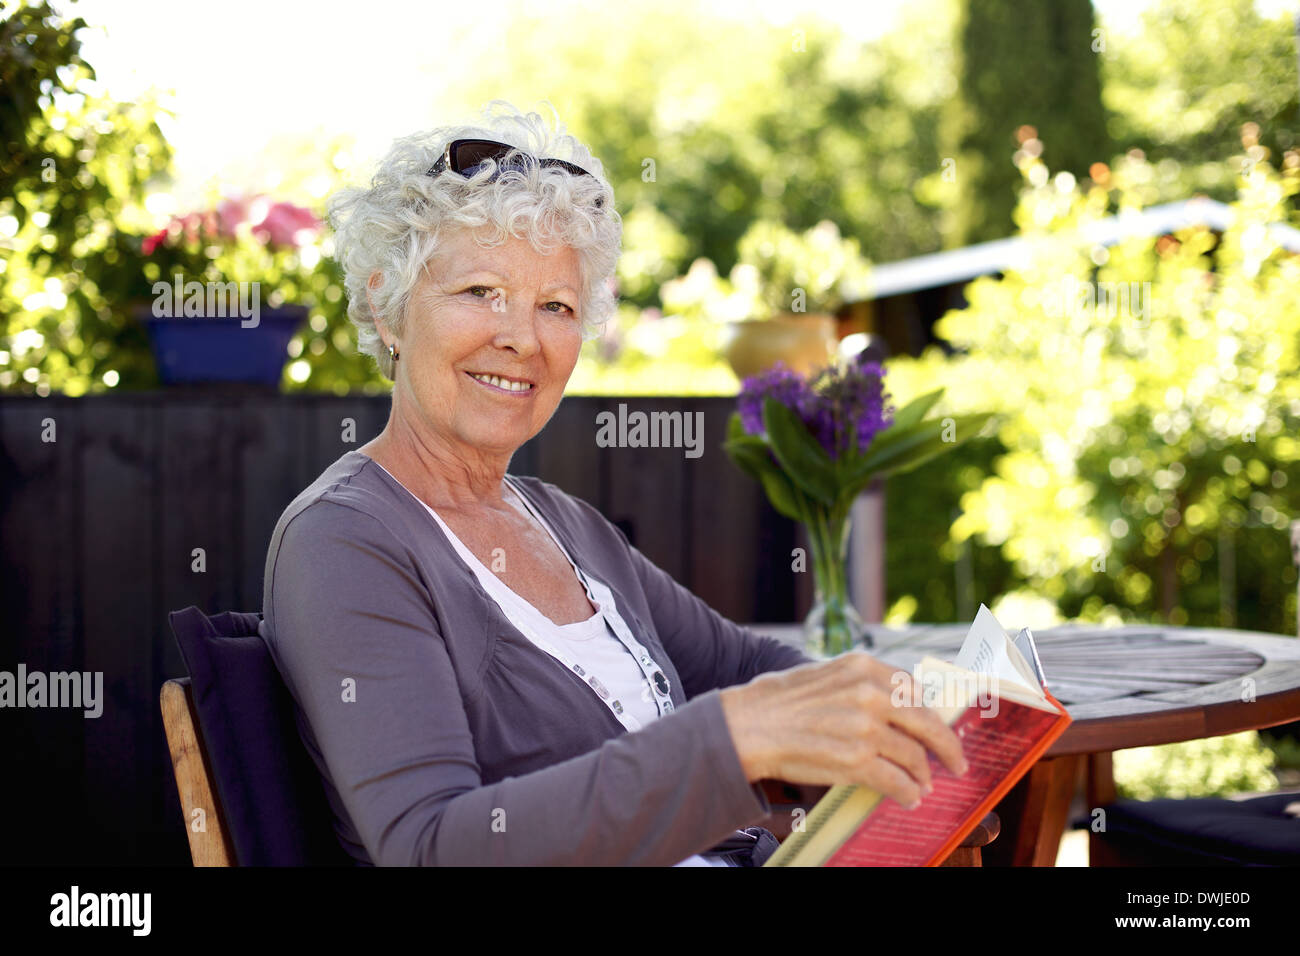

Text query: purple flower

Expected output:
[738,362,814,437]
[814,357,892,457]
[738,355,892,460]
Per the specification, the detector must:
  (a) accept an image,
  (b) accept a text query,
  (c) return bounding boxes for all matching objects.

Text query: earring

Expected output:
[388,342,399,363]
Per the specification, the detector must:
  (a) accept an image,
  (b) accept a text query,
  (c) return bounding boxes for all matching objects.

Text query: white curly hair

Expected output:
[327,100,621,380]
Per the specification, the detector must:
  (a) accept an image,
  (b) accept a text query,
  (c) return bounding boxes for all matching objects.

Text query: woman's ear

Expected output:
[365,271,389,346]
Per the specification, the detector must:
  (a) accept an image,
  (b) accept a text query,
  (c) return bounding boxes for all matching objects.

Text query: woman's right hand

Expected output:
[719,652,969,809]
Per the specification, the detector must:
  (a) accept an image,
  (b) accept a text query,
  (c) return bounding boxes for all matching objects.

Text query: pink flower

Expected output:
[143,195,322,254]
[142,229,168,255]
[254,201,321,247]
[216,196,256,239]
[176,211,214,244]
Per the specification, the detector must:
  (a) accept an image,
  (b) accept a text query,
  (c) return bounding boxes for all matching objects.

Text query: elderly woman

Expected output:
[261,103,966,866]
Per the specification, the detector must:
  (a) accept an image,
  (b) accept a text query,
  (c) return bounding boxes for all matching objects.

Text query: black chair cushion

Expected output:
[1079,792,1300,866]
[167,606,354,866]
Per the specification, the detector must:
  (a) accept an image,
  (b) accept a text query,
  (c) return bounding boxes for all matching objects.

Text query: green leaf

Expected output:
[723,411,810,521]
[844,413,994,490]
[851,420,938,474]
[757,467,807,522]
[888,388,944,433]
[724,439,806,520]
[762,398,837,506]
[884,414,993,475]
[723,436,773,481]
[723,413,769,475]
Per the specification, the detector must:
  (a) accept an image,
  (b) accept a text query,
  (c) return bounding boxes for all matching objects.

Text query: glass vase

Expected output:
[801,510,871,656]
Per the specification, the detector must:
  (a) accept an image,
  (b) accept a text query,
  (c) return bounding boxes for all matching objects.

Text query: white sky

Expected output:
[71,0,916,202]
[69,0,1290,206]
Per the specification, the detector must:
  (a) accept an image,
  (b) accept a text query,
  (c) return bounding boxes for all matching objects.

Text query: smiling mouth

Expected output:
[466,371,536,393]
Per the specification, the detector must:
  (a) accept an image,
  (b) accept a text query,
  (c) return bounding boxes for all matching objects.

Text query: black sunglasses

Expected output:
[427,138,603,208]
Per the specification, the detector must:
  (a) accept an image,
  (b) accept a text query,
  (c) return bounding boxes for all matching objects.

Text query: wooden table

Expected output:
[751,621,1300,866]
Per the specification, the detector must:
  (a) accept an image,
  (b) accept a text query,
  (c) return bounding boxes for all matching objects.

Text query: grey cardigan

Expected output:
[260,449,813,866]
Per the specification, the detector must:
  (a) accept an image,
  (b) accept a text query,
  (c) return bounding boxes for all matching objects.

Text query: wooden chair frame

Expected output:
[161,678,236,866]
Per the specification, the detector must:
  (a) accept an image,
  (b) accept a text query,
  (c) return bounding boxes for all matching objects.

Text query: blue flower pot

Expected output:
[140,305,307,386]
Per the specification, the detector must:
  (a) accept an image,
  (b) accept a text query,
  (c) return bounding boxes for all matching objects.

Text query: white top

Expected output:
[370,462,733,867]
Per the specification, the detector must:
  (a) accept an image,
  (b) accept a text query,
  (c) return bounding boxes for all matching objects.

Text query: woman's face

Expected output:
[384,227,585,462]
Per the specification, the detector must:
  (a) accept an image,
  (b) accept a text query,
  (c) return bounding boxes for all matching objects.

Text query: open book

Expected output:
[764,604,1071,867]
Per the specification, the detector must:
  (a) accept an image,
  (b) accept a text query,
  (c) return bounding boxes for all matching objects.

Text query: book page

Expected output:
[913,656,1056,713]
[1012,626,1047,687]
[1002,631,1040,690]
[954,604,1043,700]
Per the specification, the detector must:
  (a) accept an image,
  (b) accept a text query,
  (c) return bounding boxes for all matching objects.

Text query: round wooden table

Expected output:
[753,621,1300,866]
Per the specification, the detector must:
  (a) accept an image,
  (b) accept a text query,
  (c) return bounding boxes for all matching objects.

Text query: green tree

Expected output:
[0,0,175,394]
[449,0,959,301]
[944,0,1111,246]
[1101,0,1300,201]
[886,148,1300,635]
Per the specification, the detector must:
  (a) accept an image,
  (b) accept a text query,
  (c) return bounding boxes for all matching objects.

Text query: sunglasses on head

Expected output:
[427,138,603,208]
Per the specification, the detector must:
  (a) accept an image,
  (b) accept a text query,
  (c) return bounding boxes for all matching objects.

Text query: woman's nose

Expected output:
[489,292,542,356]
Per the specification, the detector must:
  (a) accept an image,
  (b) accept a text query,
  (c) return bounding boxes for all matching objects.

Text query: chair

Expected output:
[160,606,354,866]
[1074,791,1300,866]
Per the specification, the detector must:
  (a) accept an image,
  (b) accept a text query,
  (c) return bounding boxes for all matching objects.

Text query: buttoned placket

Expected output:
[501,477,675,722]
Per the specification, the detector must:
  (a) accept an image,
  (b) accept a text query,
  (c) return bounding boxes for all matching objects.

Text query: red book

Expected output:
[764,605,1072,867]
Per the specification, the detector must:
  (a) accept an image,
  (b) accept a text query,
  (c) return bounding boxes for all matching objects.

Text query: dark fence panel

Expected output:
[0,391,800,864]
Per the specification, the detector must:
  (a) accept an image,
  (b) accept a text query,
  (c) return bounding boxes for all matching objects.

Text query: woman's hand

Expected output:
[719,652,969,809]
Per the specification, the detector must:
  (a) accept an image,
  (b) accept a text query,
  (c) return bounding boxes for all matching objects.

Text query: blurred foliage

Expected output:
[451,0,958,296]
[1103,0,1300,204]
[127,196,385,394]
[884,146,1300,636]
[944,0,1111,246]
[642,218,871,327]
[0,0,171,394]
[8,0,1300,399]
[658,258,763,328]
[1113,731,1277,800]
[567,301,739,396]
[132,200,322,312]
[4,3,1300,638]
[0,1,378,394]
[735,220,871,317]
[1259,728,1300,770]
[883,436,1017,625]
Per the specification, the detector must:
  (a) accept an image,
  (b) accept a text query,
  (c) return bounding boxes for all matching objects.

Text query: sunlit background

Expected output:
[65,0,1293,196]
[4,0,1300,817]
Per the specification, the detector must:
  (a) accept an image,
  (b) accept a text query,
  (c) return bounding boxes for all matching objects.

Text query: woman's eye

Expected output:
[462,287,572,314]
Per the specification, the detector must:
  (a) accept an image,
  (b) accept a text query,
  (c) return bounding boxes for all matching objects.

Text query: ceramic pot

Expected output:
[720,313,837,380]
